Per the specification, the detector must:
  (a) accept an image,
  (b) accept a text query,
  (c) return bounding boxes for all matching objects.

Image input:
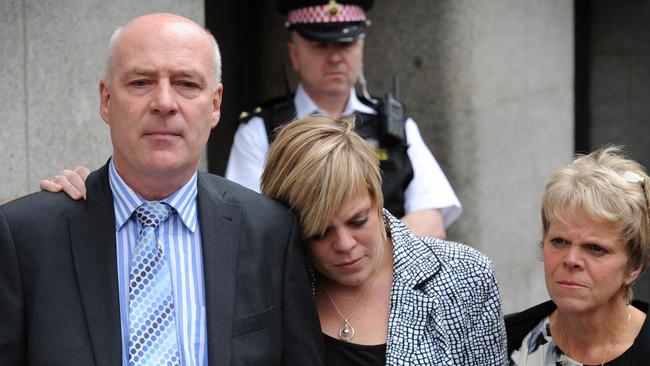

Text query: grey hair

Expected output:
[103,27,123,85]
[103,24,222,91]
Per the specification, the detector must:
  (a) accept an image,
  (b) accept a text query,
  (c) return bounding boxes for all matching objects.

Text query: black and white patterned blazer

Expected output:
[383,209,507,365]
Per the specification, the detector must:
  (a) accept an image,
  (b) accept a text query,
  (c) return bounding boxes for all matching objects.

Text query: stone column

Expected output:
[1,0,27,202]
[364,1,574,312]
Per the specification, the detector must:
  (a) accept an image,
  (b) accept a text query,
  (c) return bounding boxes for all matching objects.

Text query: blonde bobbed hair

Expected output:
[261,115,384,239]
[541,146,650,291]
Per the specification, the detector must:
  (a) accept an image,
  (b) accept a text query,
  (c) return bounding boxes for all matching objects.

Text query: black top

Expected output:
[505,300,650,365]
[323,333,386,366]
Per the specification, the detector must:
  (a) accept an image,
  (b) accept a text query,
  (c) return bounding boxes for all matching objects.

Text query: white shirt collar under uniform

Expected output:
[293,83,376,119]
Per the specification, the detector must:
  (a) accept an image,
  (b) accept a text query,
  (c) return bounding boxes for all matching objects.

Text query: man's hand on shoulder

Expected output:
[39,166,90,200]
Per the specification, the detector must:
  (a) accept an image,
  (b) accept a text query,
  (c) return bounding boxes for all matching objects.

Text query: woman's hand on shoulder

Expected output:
[40,166,90,200]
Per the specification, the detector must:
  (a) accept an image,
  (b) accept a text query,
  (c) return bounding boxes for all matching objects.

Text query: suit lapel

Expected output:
[69,164,122,366]
[197,174,242,365]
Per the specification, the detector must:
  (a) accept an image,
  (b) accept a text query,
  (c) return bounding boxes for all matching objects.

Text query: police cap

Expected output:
[278,0,374,43]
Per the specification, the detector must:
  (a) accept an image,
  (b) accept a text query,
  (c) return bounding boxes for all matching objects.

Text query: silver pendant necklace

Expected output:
[322,238,385,342]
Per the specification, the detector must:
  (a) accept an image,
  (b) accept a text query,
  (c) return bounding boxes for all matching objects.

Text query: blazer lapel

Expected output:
[388,260,448,365]
[69,164,122,366]
[385,210,448,364]
[197,174,242,365]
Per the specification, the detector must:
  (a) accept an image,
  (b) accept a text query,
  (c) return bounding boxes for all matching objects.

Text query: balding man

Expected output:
[0,13,323,365]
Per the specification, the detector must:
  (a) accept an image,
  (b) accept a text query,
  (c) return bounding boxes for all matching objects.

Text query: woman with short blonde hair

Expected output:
[262,115,383,240]
[262,115,507,365]
[507,146,650,365]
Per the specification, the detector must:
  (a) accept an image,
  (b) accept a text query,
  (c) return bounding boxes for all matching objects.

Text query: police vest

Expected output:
[240,96,414,218]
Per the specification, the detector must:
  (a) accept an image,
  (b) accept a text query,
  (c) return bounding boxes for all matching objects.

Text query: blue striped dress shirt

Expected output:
[108,160,208,366]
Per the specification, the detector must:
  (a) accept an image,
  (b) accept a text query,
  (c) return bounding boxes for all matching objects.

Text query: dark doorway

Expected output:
[576,0,650,301]
[205,1,264,176]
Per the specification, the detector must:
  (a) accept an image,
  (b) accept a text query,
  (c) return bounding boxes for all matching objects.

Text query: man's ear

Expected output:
[210,83,224,129]
[99,80,111,125]
[288,41,299,72]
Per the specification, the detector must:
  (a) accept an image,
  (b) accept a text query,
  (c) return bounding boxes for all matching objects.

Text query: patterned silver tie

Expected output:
[128,201,180,365]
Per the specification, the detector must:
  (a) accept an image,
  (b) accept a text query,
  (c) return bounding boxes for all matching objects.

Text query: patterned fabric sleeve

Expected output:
[387,211,508,365]
[465,257,508,365]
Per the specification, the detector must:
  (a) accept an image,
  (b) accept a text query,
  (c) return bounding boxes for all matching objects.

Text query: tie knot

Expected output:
[135,201,172,229]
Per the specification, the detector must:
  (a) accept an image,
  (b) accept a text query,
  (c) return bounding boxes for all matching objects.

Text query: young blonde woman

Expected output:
[261,115,506,365]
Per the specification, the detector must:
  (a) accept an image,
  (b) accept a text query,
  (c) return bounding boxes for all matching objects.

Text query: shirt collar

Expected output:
[293,83,376,118]
[385,209,442,287]
[108,158,199,232]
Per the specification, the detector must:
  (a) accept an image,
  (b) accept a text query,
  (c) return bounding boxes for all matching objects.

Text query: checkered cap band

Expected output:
[287,4,366,24]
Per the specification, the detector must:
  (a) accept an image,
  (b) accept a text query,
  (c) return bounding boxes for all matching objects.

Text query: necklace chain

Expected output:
[553,305,631,366]
[322,237,385,342]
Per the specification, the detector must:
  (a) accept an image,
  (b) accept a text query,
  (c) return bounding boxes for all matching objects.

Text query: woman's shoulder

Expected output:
[386,210,495,280]
[425,237,495,273]
[504,301,556,356]
[396,237,501,305]
[623,300,650,361]
[505,301,556,327]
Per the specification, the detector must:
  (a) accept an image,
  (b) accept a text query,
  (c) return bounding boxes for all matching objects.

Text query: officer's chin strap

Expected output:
[357,66,378,104]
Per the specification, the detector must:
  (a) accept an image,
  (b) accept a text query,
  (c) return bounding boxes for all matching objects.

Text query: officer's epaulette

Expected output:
[237,95,294,124]
[357,93,382,109]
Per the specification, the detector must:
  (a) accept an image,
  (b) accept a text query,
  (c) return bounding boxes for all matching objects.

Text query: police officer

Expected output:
[226,0,460,238]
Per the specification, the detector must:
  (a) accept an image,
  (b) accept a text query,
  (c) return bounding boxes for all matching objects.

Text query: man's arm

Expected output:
[225,117,270,192]
[400,208,446,238]
[281,216,324,365]
[0,207,26,364]
[403,118,462,235]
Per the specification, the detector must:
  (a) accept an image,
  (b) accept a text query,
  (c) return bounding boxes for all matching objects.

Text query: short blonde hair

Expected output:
[261,115,384,239]
[541,146,650,275]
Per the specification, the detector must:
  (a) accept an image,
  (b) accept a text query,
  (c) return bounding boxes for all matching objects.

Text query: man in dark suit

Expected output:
[0,13,323,365]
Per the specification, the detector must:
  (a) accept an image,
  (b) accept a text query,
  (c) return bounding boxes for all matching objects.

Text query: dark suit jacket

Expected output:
[0,163,324,365]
